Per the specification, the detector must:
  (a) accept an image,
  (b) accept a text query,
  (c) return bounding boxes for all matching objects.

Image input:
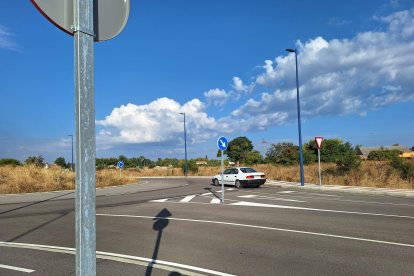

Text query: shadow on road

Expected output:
[6,211,70,242]
[145,208,181,276]
[0,191,74,215]
[204,187,221,200]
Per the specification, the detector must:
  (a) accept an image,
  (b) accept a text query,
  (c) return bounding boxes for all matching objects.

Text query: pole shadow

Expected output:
[145,208,181,276]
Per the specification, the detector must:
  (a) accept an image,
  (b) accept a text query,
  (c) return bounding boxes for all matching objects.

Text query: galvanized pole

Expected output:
[184,113,188,177]
[221,150,224,203]
[318,148,322,187]
[73,0,96,275]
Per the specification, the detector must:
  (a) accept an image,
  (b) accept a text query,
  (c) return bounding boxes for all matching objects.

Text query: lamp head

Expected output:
[286,48,295,53]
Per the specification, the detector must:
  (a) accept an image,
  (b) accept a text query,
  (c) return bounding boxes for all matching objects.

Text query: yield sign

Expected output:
[31,0,130,42]
[315,137,324,149]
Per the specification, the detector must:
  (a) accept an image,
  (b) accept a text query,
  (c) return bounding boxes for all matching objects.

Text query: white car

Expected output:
[212,167,266,188]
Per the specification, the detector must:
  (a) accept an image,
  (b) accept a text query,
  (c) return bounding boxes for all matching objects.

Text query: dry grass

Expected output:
[0,161,412,194]
[0,165,136,194]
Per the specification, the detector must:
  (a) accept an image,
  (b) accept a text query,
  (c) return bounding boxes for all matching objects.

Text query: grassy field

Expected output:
[0,161,412,194]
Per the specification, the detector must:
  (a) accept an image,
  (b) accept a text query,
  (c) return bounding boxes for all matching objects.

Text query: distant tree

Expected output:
[0,158,21,167]
[244,150,263,165]
[181,160,198,174]
[221,136,254,166]
[391,157,414,187]
[392,143,400,146]
[265,142,299,166]
[24,155,45,167]
[367,150,401,161]
[411,146,414,151]
[54,157,67,168]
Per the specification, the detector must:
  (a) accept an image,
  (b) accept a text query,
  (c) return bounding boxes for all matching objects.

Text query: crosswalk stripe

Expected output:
[150,198,169,202]
[211,198,221,204]
[180,195,196,203]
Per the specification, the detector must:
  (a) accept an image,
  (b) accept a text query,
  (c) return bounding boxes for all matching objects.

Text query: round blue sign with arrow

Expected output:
[117,161,124,169]
[217,136,228,151]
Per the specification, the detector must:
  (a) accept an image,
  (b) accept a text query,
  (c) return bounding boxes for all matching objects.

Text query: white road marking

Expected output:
[150,198,169,202]
[226,188,236,191]
[240,190,414,207]
[278,191,296,194]
[180,195,196,203]
[211,198,221,204]
[238,195,306,203]
[97,214,414,248]
[230,201,414,219]
[307,193,338,197]
[201,192,211,196]
[0,242,234,276]
[0,264,34,273]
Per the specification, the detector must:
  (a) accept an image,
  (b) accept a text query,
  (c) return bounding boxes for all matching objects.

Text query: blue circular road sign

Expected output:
[117,161,124,169]
[217,136,228,151]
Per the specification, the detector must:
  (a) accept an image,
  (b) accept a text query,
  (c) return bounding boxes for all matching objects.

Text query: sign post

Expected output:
[117,161,125,177]
[31,1,130,275]
[315,137,324,187]
[217,136,228,203]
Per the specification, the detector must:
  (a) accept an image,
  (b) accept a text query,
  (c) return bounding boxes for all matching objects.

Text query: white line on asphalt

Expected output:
[239,190,414,207]
[150,198,169,202]
[238,195,306,202]
[0,264,34,273]
[230,201,414,219]
[278,191,296,194]
[0,242,234,276]
[211,198,221,204]
[96,214,414,248]
[180,195,196,203]
[306,193,338,197]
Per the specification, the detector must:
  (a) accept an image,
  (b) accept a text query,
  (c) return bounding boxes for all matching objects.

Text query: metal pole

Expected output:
[318,148,322,187]
[294,50,305,187]
[221,150,224,203]
[71,135,74,171]
[74,0,96,275]
[184,113,188,177]
[68,134,74,171]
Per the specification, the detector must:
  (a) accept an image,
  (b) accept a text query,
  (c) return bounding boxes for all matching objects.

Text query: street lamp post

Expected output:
[286,48,305,187]
[68,134,74,171]
[179,112,188,177]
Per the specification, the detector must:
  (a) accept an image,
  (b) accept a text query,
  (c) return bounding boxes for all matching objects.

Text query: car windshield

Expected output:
[240,168,257,173]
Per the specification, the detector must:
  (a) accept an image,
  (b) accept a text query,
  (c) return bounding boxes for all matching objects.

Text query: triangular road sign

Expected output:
[315,137,324,149]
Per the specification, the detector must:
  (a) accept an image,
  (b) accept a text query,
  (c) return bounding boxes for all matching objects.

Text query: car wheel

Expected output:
[214,179,220,186]
[235,180,243,189]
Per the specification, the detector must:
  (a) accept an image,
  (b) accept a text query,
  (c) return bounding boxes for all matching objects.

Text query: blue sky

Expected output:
[0,0,413,163]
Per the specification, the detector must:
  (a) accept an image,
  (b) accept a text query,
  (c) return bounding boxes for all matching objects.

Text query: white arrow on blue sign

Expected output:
[117,161,124,169]
[217,136,228,151]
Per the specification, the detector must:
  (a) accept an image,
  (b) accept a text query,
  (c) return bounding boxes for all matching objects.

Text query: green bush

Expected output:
[0,158,22,167]
[368,150,401,161]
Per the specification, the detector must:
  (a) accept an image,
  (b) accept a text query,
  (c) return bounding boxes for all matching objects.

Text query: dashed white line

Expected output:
[211,198,221,204]
[180,195,196,203]
[230,201,414,219]
[0,264,34,273]
[150,198,169,203]
[238,195,306,203]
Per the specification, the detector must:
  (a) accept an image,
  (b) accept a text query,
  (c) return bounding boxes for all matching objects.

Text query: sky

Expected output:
[0,0,413,163]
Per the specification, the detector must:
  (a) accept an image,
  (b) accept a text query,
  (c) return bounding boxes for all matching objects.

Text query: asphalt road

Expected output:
[1,178,413,275]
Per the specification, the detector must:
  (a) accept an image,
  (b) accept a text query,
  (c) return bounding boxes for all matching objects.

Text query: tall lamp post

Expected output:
[179,112,188,177]
[286,48,305,187]
[68,134,74,171]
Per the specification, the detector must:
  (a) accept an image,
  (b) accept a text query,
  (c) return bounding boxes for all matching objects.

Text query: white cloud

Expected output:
[203,88,232,106]
[235,8,414,128]
[0,25,18,50]
[97,9,414,149]
[96,97,218,148]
